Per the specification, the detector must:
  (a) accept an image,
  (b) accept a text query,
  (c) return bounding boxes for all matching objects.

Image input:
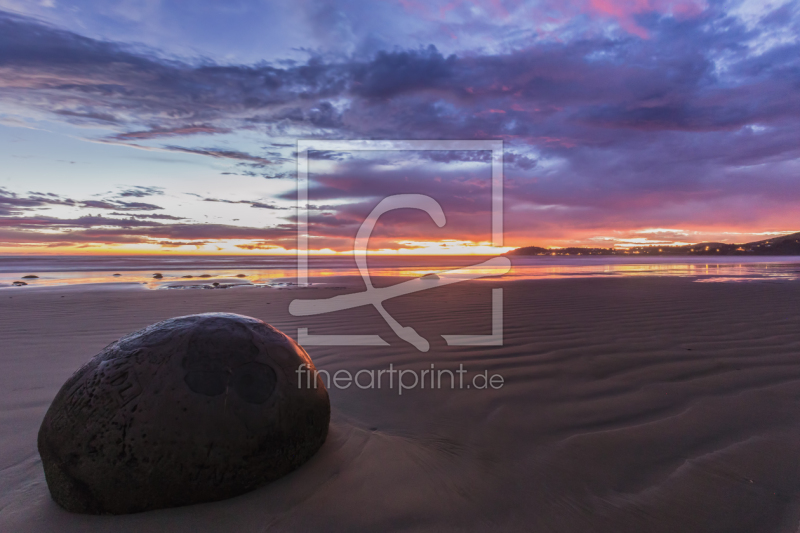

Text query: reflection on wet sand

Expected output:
[1,256,799,289]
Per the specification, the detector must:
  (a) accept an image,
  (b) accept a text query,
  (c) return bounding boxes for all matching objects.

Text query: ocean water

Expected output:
[0,255,799,289]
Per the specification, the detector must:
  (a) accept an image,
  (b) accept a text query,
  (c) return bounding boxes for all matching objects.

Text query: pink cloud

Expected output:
[585,0,706,38]
[393,0,707,39]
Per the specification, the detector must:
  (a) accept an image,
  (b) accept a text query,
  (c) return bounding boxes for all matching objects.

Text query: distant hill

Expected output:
[505,232,800,256]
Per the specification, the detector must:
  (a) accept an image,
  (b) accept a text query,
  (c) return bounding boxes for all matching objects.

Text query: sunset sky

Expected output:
[0,0,798,254]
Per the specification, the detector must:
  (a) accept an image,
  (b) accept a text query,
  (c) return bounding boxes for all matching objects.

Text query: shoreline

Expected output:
[3,271,800,291]
[2,254,800,290]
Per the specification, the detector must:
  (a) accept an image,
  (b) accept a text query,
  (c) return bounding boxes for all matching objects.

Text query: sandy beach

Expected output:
[2,277,800,532]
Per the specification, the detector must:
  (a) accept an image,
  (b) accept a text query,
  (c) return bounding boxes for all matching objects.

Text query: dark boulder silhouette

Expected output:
[38,313,330,514]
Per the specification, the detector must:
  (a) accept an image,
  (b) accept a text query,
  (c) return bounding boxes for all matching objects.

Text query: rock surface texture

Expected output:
[38,313,330,514]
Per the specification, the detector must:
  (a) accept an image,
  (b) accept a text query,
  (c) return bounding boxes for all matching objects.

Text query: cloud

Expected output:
[234,242,287,250]
[201,197,287,210]
[3,7,798,147]
[112,125,231,140]
[0,215,160,228]
[0,189,76,215]
[155,240,210,247]
[53,109,120,124]
[0,189,167,228]
[115,186,165,198]
[1,3,800,249]
[79,200,163,211]
[350,45,457,99]
[162,146,277,166]
[0,216,296,248]
[109,212,184,220]
[250,201,285,210]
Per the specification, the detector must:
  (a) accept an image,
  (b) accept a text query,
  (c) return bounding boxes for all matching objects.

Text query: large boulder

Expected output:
[38,313,329,514]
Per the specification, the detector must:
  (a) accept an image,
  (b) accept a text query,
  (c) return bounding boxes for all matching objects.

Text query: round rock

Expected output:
[38,312,330,514]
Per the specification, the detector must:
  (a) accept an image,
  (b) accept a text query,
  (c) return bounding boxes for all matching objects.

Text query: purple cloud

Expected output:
[1,1,799,248]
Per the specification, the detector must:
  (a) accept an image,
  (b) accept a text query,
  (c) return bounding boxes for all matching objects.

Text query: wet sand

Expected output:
[2,277,800,532]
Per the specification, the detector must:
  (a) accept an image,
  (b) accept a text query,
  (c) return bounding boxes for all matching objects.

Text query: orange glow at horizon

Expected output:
[0,239,515,256]
[1,229,796,256]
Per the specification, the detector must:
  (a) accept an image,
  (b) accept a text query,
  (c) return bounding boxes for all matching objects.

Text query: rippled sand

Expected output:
[2,277,800,532]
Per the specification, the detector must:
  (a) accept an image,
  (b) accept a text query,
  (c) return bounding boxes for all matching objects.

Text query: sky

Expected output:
[0,0,798,254]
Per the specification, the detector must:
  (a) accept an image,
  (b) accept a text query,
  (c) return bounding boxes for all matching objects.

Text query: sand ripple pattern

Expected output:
[2,277,800,532]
